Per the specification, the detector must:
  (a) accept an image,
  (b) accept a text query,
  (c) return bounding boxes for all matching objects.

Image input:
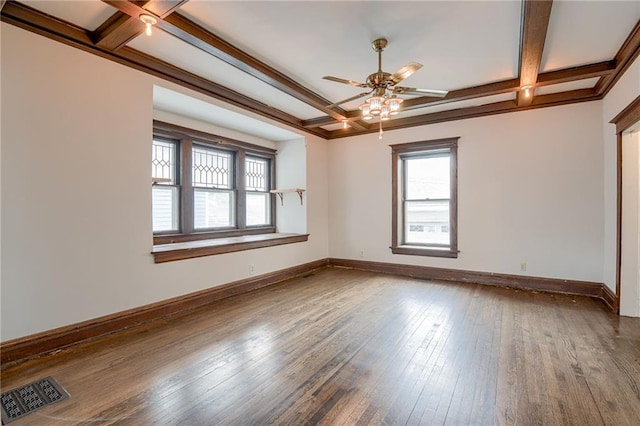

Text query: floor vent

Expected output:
[1,377,69,424]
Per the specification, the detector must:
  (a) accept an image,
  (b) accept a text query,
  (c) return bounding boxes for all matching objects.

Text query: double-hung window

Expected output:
[391,137,459,258]
[152,138,179,233]
[193,145,235,229]
[245,156,271,226]
[151,121,276,245]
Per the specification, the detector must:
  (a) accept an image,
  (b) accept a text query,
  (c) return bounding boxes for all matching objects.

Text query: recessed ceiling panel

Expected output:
[153,86,300,142]
[179,1,521,107]
[322,123,348,132]
[22,0,116,31]
[129,29,327,120]
[541,1,640,72]
[535,78,600,96]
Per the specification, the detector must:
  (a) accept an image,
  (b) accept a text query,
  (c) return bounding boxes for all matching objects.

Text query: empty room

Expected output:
[1,0,639,424]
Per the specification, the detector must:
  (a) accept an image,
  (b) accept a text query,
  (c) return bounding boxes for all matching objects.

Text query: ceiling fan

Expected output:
[323,38,448,120]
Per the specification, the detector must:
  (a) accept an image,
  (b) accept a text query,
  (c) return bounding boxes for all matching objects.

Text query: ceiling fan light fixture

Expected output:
[140,14,157,36]
[359,104,373,120]
[380,105,391,121]
[387,96,403,114]
[367,96,383,114]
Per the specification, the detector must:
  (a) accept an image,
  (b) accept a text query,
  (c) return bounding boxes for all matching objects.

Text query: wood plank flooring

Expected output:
[2,267,639,425]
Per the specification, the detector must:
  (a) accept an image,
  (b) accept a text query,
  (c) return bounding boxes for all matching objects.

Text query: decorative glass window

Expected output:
[245,156,271,226]
[152,139,179,233]
[151,121,276,244]
[192,146,235,229]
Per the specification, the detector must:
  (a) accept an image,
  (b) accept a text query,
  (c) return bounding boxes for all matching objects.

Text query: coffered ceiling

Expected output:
[2,1,639,140]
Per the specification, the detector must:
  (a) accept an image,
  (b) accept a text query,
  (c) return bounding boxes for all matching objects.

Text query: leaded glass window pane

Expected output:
[246,157,268,191]
[192,146,233,189]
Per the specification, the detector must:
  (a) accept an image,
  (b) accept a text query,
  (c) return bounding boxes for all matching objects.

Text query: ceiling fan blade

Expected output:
[323,76,369,88]
[389,62,423,85]
[327,90,373,108]
[393,86,448,97]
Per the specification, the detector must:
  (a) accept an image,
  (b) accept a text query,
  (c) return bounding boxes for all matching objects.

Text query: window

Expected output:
[192,145,235,229]
[152,139,179,233]
[391,137,458,258]
[245,156,271,226]
[151,121,276,244]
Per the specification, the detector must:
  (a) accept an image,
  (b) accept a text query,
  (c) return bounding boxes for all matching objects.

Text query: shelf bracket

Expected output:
[270,188,306,206]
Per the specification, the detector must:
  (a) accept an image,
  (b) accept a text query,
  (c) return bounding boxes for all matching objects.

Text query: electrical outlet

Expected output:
[520,263,527,272]
[249,264,255,275]
[360,250,364,258]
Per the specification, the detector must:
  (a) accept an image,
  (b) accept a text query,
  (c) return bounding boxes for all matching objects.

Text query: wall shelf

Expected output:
[151,177,171,185]
[270,188,305,206]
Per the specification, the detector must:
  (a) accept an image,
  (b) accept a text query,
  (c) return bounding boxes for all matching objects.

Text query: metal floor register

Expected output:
[1,377,70,424]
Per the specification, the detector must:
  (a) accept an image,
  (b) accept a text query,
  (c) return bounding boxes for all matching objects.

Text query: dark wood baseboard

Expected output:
[1,257,618,368]
[600,284,619,313]
[328,258,615,310]
[0,259,328,367]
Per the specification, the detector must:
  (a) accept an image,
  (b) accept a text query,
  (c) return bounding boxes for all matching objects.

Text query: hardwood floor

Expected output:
[2,267,639,425]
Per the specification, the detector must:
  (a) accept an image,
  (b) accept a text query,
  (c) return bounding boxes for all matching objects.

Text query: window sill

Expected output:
[390,245,459,258]
[152,233,309,263]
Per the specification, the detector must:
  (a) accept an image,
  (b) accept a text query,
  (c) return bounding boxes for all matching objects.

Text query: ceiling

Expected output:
[2,1,640,140]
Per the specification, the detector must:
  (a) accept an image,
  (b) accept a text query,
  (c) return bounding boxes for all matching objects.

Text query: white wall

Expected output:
[620,129,640,316]
[602,55,640,292]
[0,24,329,341]
[4,19,638,342]
[274,138,308,234]
[329,102,605,283]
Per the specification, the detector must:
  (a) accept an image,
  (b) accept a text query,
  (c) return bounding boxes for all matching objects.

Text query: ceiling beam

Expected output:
[2,1,626,141]
[0,1,329,139]
[595,20,640,97]
[536,61,615,86]
[93,11,144,51]
[102,1,357,126]
[303,60,614,129]
[303,79,521,129]
[517,0,553,106]
[94,1,188,51]
[326,88,597,139]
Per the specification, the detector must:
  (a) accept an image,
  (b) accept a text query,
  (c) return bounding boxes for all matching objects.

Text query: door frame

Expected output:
[610,94,640,313]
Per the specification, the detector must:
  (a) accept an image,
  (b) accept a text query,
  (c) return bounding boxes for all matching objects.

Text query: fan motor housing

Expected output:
[367,72,392,88]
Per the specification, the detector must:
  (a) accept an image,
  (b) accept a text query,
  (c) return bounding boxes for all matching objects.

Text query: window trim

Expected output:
[391,137,459,258]
[152,120,277,245]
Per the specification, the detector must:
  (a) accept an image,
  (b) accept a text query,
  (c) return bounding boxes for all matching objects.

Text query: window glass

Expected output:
[193,146,235,229]
[246,157,271,226]
[192,146,233,189]
[404,154,450,245]
[152,139,178,232]
[152,122,276,242]
[391,138,458,258]
[405,155,450,199]
[194,190,235,228]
